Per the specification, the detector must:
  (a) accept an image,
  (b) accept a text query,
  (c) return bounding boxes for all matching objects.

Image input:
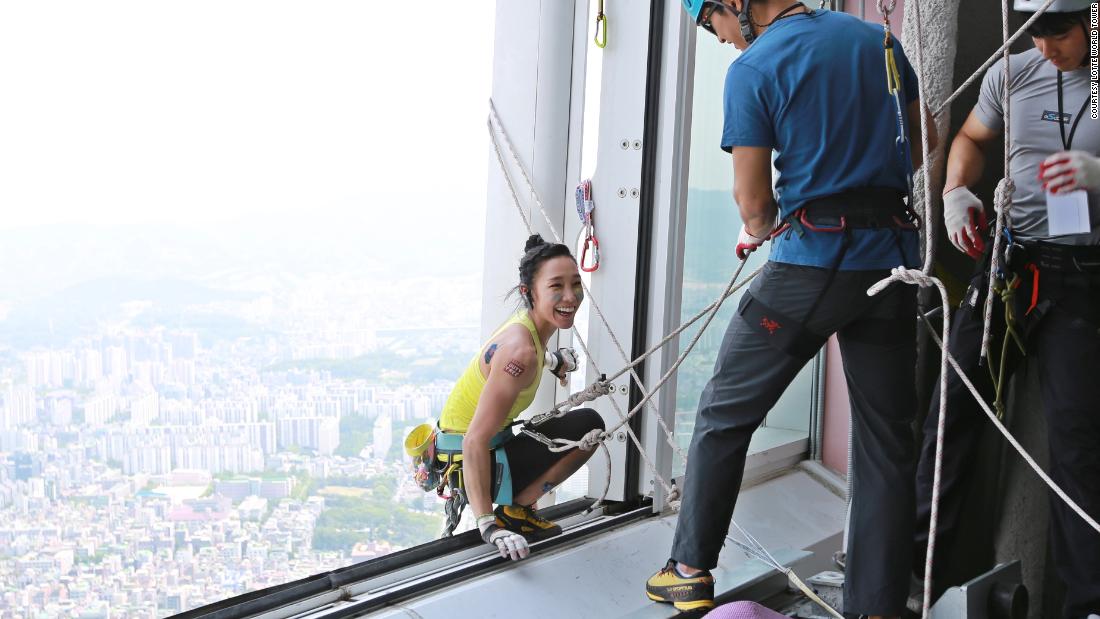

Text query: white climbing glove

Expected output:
[477,514,529,561]
[545,347,579,386]
[735,224,766,261]
[943,186,987,260]
[1039,150,1100,194]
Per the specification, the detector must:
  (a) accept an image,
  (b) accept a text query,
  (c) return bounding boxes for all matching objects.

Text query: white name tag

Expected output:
[1046,189,1091,236]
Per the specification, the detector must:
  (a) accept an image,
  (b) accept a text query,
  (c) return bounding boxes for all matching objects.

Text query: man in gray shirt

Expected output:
[914,1,1100,616]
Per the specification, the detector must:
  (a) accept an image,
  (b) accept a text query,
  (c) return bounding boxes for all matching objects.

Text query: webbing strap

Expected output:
[434,426,514,505]
[434,426,513,453]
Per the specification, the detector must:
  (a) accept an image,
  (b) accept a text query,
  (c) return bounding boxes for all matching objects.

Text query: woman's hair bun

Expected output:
[524,233,547,252]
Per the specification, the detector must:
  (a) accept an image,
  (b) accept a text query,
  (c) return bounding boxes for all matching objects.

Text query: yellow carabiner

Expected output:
[884,41,902,95]
[594,0,608,49]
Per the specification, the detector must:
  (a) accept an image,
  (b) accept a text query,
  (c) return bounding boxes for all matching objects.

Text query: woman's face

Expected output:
[528,256,584,331]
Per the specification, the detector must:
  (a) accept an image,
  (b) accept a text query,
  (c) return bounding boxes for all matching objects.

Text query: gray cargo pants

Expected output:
[671,260,918,617]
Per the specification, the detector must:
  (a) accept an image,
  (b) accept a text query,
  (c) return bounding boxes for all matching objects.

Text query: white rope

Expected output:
[867,267,950,619]
[604,261,764,385]
[918,313,1100,536]
[489,101,766,480]
[980,0,1017,366]
[602,259,755,437]
[487,113,678,501]
[488,101,697,467]
[727,522,845,619]
[526,380,615,427]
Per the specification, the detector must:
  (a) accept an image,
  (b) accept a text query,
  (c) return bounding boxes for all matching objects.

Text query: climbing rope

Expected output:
[864,0,1096,613]
[931,0,1060,120]
[487,109,680,502]
[909,302,1100,537]
[489,99,733,472]
[980,0,1019,363]
[728,521,845,619]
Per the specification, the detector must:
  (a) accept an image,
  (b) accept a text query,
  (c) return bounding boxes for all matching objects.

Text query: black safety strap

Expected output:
[803,228,852,323]
[1057,71,1089,151]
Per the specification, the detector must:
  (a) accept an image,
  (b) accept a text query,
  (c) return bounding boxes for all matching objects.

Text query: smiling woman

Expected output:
[409,233,606,561]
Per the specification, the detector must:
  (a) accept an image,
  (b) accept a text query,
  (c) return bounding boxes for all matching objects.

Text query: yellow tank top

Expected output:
[438,311,544,433]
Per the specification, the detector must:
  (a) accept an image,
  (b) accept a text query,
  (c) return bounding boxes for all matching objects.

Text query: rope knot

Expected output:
[994,177,1015,214]
[867,267,940,296]
[577,428,605,451]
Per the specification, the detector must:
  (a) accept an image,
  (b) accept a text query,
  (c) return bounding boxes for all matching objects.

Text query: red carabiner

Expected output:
[1026,263,1040,316]
[799,209,846,233]
[581,235,600,272]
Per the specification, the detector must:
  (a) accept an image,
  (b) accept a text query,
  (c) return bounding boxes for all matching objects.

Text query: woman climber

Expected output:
[427,233,605,561]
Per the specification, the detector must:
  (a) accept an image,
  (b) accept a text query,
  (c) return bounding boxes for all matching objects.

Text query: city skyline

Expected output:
[0,3,501,615]
[0,274,485,616]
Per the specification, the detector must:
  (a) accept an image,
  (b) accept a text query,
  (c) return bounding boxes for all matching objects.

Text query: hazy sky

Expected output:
[0,2,495,233]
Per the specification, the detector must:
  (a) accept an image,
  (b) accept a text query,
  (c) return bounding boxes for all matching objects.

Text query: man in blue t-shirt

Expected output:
[644,1,935,616]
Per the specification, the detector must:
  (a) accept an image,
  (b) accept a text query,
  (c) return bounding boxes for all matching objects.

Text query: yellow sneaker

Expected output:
[493,504,562,541]
[645,559,715,611]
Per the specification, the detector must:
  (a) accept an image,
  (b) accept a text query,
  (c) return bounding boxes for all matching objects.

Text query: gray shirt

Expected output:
[975,47,1100,244]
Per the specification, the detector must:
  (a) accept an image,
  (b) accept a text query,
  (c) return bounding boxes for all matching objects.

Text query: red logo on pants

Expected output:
[760,317,781,334]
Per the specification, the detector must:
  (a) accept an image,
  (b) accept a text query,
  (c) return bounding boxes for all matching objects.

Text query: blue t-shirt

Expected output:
[722,10,921,270]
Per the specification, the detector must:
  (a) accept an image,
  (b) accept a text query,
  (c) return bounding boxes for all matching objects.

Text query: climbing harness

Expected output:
[753,188,919,360]
[594,0,608,49]
[575,179,601,272]
[422,423,516,537]
[985,239,1100,418]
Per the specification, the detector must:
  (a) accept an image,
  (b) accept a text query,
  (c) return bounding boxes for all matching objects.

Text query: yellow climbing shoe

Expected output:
[493,504,562,541]
[645,559,715,611]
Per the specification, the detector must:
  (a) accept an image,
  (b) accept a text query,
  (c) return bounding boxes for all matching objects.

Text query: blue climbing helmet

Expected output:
[682,0,708,22]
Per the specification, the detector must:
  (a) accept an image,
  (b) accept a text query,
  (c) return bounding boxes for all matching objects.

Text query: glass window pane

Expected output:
[672,35,814,478]
[0,4,493,614]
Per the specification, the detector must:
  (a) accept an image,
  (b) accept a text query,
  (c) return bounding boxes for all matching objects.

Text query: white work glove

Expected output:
[735,224,766,260]
[477,514,529,561]
[1040,150,1100,194]
[545,347,578,386]
[943,186,987,260]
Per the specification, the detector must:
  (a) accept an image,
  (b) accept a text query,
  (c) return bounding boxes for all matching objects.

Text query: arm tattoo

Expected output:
[484,343,498,365]
[503,359,526,378]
